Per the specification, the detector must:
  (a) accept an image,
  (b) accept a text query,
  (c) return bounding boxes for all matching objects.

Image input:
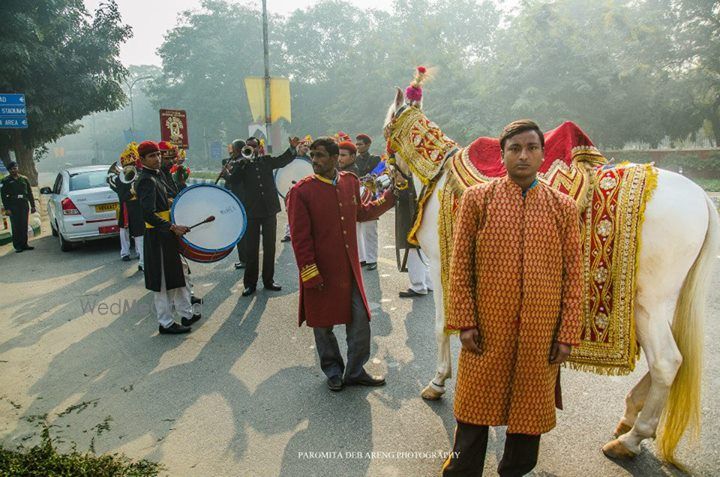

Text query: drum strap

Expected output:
[144,210,170,229]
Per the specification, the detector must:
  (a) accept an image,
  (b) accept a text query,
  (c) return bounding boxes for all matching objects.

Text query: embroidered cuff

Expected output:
[300,264,320,283]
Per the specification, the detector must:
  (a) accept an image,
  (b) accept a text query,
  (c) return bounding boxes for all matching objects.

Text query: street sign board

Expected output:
[210,141,223,160]
[0,118,28,128]
[0,106,26,116]
[0,94,26,106]
[0,93,28,129]
[160,109,189,148]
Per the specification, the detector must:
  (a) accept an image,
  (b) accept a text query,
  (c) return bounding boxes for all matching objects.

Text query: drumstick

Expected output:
[187,215,216,230]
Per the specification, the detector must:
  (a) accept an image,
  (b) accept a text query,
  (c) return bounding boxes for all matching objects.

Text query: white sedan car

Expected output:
[40,165,120,251]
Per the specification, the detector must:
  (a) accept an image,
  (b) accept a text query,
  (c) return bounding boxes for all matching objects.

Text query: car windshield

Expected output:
[69,170,108,191]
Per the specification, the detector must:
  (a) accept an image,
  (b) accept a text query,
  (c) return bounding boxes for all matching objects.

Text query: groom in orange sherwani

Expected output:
[442,120,583,476]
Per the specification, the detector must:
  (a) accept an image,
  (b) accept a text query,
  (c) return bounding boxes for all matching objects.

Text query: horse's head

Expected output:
[382,86,459,185]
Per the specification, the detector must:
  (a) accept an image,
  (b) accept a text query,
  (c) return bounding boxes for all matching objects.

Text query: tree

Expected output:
[0,0,130,184]
[147,0,277,167]
[670,0,720,145]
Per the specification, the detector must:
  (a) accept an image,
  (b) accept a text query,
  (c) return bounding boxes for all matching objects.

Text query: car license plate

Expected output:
[95,203,118,213]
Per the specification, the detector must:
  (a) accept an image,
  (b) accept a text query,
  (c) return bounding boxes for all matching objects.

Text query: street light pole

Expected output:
[125,75,153,142]
[262,0,272,152]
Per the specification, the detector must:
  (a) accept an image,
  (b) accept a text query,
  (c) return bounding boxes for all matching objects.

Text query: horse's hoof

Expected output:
[602,439,637,460]
[421,385,444,401]
[613,422,632,438]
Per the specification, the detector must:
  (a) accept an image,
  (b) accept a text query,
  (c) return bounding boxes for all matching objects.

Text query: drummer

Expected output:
[158,140,203,306]
[136,140,201,335]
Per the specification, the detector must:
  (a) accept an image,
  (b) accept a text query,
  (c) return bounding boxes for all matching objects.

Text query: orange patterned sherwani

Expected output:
[447,176,583,435]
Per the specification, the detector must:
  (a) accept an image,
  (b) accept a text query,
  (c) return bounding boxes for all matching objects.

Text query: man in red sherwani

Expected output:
[287,137,397,392]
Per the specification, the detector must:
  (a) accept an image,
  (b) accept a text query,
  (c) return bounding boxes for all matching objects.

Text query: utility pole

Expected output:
[126,75,153,142]
[262,0,272,153]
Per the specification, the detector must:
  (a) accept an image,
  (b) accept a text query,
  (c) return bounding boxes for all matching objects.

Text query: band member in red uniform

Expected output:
[286,137,398,392]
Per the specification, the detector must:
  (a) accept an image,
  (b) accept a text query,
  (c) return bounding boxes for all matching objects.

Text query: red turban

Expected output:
[338,141,357,154]
[356,134,372,144]
[137,140,160,158]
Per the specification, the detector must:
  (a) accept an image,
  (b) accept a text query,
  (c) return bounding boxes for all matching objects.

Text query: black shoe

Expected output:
[181,314,201,327]
[399,288,427,298]
[242,286,256,297]
[191,296,203,305]
[158,322,191,334]
[281,235,291,242]
[23,245,34,250]
[234,261,246,270]
[138,265,143,272]
[14,248,24,253]
[366,262,377,271]
[264,282,282,291]
[327,376,344,392]
[344,373,386,387]
[360,261,367,267]
[121,255,131,262]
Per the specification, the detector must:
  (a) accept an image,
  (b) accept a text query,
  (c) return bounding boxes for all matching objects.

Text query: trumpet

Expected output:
[120,164,137,184]
[241,145,255,159]
[107,162,138,198]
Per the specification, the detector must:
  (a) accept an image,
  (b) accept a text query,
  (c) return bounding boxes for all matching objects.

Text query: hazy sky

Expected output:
[83,0,393,66]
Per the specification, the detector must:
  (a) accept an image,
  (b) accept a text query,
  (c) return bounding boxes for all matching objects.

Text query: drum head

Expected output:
[172,184,247,254]
[275,157,313,199]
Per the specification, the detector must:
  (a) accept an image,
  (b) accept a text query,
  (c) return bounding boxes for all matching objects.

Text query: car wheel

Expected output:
[51,220,59,237]
[58,230,73,252]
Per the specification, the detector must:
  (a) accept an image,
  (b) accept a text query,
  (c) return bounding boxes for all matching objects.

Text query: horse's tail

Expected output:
[657,193,719,465]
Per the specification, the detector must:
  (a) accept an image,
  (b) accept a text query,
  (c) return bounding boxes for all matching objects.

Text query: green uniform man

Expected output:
[1,161,36,252]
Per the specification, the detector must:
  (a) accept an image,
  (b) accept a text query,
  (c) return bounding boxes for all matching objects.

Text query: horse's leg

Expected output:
[421,261,451,400]
[603,300,682,458]
[614,372,651,437]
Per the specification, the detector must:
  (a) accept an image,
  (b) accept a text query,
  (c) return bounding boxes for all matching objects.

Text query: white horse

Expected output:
[383,88,719,464]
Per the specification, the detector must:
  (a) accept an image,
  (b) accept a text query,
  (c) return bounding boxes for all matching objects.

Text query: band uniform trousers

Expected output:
[244,214,277,288]
[312,280,370,381]
[441,422,541,477]
[8,202,29,251]
[119,228,144,266]
[236,234,247,263]
[407,248,433,294]
[356,223,365,262]
[154,248,193,328]
[359,220,378,263]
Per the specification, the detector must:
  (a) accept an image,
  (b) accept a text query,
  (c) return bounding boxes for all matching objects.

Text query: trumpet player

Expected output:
[221,139,249,270]
[230,136,300,296]
[109,143,145,270]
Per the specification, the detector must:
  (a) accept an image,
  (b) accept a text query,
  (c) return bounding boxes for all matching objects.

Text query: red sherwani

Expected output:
[287,172,396,327]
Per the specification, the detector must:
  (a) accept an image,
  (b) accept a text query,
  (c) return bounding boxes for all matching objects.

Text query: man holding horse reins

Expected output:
[442,120,583,476]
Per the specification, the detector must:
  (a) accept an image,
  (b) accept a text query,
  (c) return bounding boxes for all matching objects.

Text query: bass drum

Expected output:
[171,184,247,263]
[274,157,313,199]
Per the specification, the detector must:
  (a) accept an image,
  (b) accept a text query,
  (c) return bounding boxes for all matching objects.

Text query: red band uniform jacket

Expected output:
[287,171,396,328]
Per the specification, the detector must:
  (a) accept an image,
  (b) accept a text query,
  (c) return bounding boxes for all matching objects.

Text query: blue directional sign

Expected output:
[0,94,26,106]
[0,93,28,129]
[0,118,28,128]
[210,141,223,160]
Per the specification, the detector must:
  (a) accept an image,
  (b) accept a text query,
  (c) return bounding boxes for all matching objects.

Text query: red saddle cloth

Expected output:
[466,121,595,178]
